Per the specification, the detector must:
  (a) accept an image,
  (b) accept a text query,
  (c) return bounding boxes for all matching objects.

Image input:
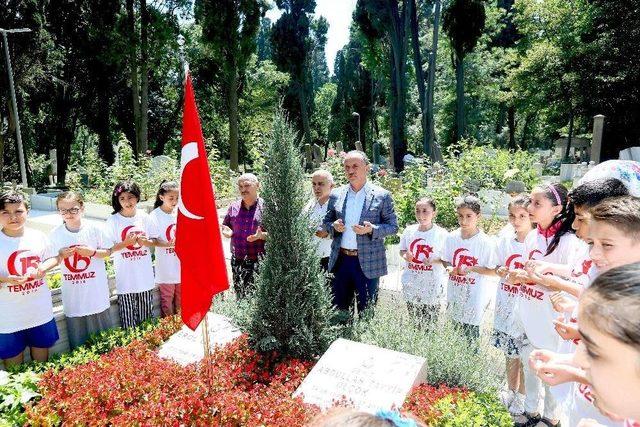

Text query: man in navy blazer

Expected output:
[323,150,398,314]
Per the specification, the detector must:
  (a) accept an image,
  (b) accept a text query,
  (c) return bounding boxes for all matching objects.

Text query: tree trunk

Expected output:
[408,0,428,157]
[454,54,465,142]
[387,0,409,172]
[97,81,114,164]
[126,0,141,154]
[139,0,149,154]
[298,80,312,148]
[507,104,516,149]
[425,0,441,159]
[564,107,574,162]
[228,64,240,171]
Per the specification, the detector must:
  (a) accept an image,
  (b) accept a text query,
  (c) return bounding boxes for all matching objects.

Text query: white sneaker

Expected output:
[509,393,526,415]
[499,389,515,409]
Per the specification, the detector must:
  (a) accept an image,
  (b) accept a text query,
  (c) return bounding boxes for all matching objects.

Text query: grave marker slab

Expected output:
[158,313,241,365]
[293,338,427,413]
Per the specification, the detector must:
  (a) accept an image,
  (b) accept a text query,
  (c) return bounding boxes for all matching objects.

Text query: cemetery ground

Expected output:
[1,292,513,426]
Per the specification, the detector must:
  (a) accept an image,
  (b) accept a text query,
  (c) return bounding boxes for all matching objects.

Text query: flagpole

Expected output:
[177,33,211,357]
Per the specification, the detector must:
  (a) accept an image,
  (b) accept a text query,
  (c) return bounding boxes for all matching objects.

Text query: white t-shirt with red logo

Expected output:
[518,230,587,350]
[494,234,527,338]
[49,223,111,317]
[399,224,449,306]
[443,229,498,326]
[104,211,157,295]
[149,207,180,284]
[0,229,55,333]
[569,383,622,427]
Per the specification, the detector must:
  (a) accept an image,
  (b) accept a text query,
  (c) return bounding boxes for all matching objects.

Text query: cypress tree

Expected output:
[248,110,336,360]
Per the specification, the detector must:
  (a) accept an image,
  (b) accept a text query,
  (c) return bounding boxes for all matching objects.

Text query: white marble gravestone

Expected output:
[293,339,427,413]
[158,313,241,365]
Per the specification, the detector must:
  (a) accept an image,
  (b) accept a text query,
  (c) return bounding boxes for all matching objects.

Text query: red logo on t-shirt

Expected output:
[63,245,91,273]
[572,259,593,277]
[165,224,176,242]
[7,250,40,277]
[409,238,433,264]
[121,225,145,250]
[452,248,477,268]
[529,249,543,260]
[505,253,525,270]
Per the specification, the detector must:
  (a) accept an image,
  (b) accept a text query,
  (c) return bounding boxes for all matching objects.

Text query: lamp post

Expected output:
[352,111,360,147]
[1,27,31,187]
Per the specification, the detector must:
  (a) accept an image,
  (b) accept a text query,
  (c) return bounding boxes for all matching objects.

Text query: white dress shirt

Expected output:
[341,182,369,250]
[306,198,333,258]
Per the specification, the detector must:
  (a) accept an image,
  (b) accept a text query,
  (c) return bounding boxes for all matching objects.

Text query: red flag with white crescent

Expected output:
[175,72,229,330]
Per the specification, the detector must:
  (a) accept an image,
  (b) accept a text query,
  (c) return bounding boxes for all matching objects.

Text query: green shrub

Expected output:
[434,392,513,426]
[8,318,165,375]
[348,295,503,393]
[0,371,40,427]
[247,110,337,359]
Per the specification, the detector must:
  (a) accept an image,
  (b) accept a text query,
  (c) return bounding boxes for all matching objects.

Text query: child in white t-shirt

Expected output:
[50,191,113,349]
[530,197,640,427]
[0,191,59,367]
[104,181,158,329]
[149,181,180,317]
[399,197,449,326]
[492,194,533,415]
[511,183,586,427]
[442,195,497,341]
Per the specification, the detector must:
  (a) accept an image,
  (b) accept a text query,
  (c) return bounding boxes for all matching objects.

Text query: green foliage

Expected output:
[433,392,513,426]
[8,318,166,375]
[46,272,61,290]
[206,140,239,201]
[248,110,337,359]
[349,296,503,392]
[376,143,539,230]
[0,371,41,427]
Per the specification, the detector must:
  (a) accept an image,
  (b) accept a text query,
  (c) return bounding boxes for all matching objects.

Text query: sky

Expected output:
[265,0,357,75]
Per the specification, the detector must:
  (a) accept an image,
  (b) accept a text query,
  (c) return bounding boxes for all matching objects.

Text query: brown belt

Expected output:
[340,248,358,256]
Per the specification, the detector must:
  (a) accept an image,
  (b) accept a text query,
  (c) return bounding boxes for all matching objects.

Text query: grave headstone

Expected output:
[48,149,58,185]
[532,162,544,177]
[372,142,380,165]
[313,144,323,165]
[355,141,363,152]
[591,115,604,164]
[293,338,427,413]
[336,141,344,153]
[304,144,313,170]
[158,313,241,366]
[150,155,173,176]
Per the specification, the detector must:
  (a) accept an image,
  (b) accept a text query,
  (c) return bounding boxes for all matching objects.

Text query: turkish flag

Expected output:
[176,72,229,330]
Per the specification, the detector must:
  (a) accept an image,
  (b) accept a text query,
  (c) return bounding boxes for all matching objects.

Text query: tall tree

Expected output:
[271,0,317,148]
[310,16,329,92]
[256,17,273,61]
[575,0,640,161]
[425,0,441,158]
[355,0,410,171]
[196,0,266,171]
[442,0,485,142]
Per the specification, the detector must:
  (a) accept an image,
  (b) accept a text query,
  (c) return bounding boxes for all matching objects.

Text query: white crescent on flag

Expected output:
[178,142,204,220]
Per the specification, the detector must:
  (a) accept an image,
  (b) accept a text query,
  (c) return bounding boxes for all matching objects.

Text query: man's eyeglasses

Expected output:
[59,208,80,215]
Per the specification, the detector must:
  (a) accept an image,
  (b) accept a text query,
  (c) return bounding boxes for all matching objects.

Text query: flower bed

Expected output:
[20,333,511,426]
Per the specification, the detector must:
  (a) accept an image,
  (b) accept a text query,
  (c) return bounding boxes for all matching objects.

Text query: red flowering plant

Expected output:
[25,323,509,426]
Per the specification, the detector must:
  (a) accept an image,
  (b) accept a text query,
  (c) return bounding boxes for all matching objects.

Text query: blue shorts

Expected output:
[0,318,59,360]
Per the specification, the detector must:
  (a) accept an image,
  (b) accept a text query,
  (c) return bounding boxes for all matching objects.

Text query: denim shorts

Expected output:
[0,318,59,359]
